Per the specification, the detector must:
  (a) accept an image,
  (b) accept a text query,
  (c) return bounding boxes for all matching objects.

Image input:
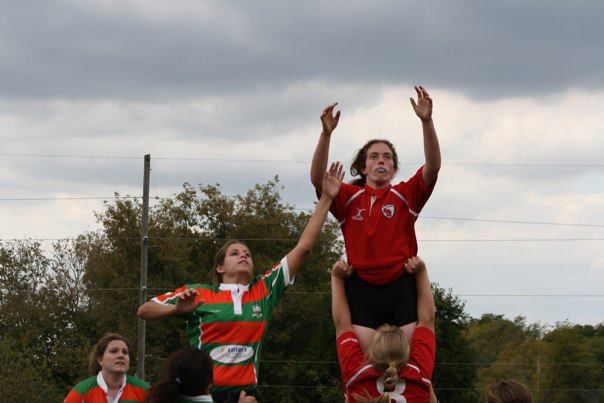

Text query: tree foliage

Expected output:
[1,179,602,402]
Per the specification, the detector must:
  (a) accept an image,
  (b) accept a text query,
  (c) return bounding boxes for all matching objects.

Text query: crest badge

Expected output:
[252,304,262,318]
[382,204,395,218]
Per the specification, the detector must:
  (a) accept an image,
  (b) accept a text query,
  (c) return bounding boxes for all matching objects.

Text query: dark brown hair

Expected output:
[145,347,213,403]
[350,139,399,186]
[487,379,533,403]
[88,333,131,374]
[213,239,251,284]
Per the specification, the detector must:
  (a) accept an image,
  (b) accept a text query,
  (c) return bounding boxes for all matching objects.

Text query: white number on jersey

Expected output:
[376,377,407,402]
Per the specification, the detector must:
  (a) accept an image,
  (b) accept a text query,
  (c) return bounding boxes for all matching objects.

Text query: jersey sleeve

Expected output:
[336,331,367,385]
[330,182,359,222]
[400,166,436,215]
[151,285,200,319]
[409,326,436,379]
[63,390,82,403]
[259,256,294,308]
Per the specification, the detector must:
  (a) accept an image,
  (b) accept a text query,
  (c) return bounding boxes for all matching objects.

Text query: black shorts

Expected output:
[344,271,417,329]
[212,388,259,403]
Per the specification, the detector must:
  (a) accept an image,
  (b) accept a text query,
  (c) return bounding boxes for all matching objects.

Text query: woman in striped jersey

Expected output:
[138,162,345,402]
[64,333,149,403]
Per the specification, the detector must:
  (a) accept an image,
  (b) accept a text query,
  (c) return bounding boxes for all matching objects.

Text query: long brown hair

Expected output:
[213,239,252,284]
[353,325,410,403]
[486,379,533,403]
[350,139,399,186]
[88,333,131,374]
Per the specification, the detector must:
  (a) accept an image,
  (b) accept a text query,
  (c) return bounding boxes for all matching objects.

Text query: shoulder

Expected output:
[184,283,215,290]
[70,375,98,395]
[413,326,436,341]
[126,374,150,390]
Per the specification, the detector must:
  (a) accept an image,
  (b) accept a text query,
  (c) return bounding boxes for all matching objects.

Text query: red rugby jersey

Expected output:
[337,327,435,403]
[330,166,435,285]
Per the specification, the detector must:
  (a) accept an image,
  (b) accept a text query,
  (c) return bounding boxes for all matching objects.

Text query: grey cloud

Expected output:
[2,1,603,100]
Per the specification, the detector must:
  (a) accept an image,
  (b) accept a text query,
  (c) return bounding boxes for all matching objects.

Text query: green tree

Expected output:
[539,322,602,403]
[467,314,543,401]
[431,284,478,402]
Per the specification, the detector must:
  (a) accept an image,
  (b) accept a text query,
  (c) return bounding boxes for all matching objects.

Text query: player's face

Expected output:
[218,243,254,283]
[362,142,396,187]
[98,340,130,375]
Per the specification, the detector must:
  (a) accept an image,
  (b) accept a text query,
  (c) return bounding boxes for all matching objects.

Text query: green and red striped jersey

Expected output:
[64,373,149,403]
[152,256,293,393]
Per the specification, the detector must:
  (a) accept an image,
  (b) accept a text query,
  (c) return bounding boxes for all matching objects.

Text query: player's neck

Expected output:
[366,178,391,190]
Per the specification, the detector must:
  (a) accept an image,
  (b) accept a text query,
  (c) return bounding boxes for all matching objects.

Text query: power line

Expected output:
[34,287,604,298]
[259,359,602,367]
[0,196,147,201]
[421,215,604,228]
[2,153,603,168]
[255,385,603,392]
[2,195,603,229]
[3,236,604,243]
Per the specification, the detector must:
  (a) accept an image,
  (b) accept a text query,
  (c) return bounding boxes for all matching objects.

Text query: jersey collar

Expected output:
[219,283,250,293]
[96,371,126,403]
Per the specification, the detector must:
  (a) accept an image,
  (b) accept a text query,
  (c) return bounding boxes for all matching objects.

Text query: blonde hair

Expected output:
[353,325,410,403]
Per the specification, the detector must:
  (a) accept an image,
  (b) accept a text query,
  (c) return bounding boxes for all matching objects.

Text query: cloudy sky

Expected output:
[1,0,603,325]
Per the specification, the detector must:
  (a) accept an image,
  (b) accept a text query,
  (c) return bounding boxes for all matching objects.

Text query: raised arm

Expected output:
[331,260,354,337]
[137,288,203,320]
[410,86,441,187]
[404,256,436,331]
[288,161,344,277]
[310,103,340,194]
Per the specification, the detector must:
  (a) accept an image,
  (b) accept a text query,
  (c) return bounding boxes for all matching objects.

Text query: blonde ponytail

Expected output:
[352,325,410,402]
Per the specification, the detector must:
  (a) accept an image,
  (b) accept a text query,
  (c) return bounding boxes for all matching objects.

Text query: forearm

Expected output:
[297,194,331,252]
[137,301,176,320]
[286,195,332,276]
[416,269,436,329]
[331,274,352,336]
[422,119,441,185]
[310,133,331,191]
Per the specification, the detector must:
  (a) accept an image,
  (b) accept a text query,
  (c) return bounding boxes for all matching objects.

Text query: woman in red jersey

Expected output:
[138,163,344,403]
[331,257,436,403]
[311,86,441,349]
[64,333,149,403]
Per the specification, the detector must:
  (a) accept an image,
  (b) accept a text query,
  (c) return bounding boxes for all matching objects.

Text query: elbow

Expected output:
[137,304,149,319]
[418,304,436,327]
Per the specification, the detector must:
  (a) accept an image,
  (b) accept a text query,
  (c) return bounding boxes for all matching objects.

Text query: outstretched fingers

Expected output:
[329,161,345,182]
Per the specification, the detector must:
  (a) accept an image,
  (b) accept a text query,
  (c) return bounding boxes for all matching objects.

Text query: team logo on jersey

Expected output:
[352,208,366,221]
[252,304,262,318]
[382,204,395,218]
[210,345,255,364]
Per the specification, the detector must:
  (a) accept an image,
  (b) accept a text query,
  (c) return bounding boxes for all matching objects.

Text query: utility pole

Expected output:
[137,154,150,380]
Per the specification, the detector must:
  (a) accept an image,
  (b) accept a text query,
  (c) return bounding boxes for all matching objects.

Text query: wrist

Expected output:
[321,130,332,137]
[421,117,433,124]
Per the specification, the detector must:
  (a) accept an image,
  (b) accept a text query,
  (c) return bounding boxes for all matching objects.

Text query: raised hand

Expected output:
[404,256,426,274]
[320,102,340,135]
[174,288,204,314]
[410,86,433,122]
[331,260,353,279]
[322,161,345,199]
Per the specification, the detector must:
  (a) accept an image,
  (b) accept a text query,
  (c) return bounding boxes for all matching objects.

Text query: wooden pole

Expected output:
[136,154,150,379]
